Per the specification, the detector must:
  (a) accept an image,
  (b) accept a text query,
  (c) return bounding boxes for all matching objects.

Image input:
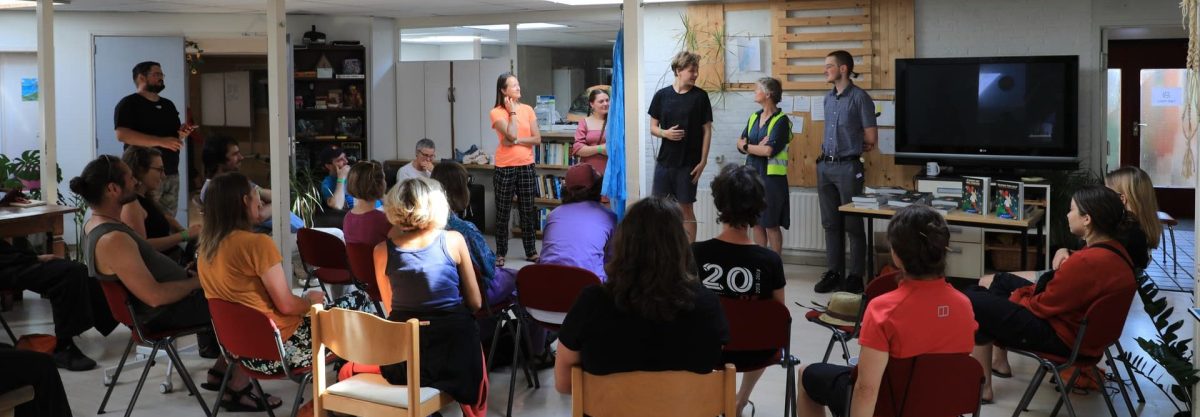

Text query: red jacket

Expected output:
[1009,241,1136,357]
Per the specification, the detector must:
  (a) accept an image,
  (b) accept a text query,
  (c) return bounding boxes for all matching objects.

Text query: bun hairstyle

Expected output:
[827,50,859,79]
[1072,185,1137,242]
[69,155,125,206]
[886,205,950,278]
[710,164,765,228]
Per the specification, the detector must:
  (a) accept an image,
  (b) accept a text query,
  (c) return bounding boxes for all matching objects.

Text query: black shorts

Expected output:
[802,363,853,416]
[652,163,698,204]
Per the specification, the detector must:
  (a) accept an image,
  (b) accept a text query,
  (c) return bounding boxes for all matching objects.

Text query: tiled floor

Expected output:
[1146,219,1195,293]
[1,237,1191,417]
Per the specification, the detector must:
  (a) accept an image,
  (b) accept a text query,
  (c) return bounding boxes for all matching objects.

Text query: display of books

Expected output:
[890,191,931,208]
[865,186,907,196]
[992,180,1024,220]
[961,176,990,215]
[931,196,959,209]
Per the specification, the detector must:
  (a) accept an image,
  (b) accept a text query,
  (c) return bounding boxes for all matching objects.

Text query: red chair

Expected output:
[843,353,984,417]
[344,241,386,316]
[1005,291,1134,417]
[496,264,601,417]
[207,298,323,417]
[96,280,213,417]
[804,270,900,364]
[297,228,355,302]
[719,298,798,417]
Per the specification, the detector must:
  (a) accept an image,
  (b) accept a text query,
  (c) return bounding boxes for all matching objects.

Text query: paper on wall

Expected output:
[779,96,795,114]
[810,97,826,121]
[790,115,804,134]
[793,96,811,113]
[878,129,896,155]
[875,101,895,126]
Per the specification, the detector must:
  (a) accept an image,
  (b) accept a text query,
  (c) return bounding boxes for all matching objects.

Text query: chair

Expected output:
[297,228,355,302]
[0,386,33,417]
[1005,291,1134,417]
[804,271,900,364]
[344,241,387,316]
[1157,211,1178,275]
[96,280,212,417]
[310,305,454,417]
[843,353,984,417]
[495,264,601,417]
[570,364,737,417]
[207,298,320,417]
[0,311,15,344]
[719,298,798,417]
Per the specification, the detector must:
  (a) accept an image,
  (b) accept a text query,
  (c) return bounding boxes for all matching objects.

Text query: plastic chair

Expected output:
[96,280,213,417]
[843,353,984,417]
[719,298,798,417]
[570,364,737,417]
[495,264,601,417]
[344,241,386,316]
[1005,290,1134,417]
[207,298,322,417]
[309,305,453,417]
[803,270,900,364]
[297,228,355,302]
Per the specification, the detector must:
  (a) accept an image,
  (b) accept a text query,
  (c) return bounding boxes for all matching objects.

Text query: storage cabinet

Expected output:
[292,44,368,171]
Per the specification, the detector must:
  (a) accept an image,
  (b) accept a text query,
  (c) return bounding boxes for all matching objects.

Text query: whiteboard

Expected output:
[223,71,251,127]
[200,72,224,126]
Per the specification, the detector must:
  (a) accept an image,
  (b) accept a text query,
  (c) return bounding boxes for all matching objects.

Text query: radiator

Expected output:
[694,188,825,251]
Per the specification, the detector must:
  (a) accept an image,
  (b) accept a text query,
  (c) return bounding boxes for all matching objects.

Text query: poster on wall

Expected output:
[875,101,895,126]
[20,78,36,101]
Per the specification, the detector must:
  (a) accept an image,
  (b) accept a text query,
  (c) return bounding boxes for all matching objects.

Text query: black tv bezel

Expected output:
[894,55,1080,169]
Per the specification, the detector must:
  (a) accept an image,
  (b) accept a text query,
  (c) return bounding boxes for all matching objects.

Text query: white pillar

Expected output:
[267,0,293,283]
[622,0,644,203]
[36,0,57,204]
[509,23,518,72]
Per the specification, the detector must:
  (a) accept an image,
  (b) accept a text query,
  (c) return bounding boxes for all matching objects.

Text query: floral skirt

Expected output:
[238,290,375,375]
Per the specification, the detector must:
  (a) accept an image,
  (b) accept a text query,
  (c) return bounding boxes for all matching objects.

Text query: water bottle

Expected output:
[535,95,556,130]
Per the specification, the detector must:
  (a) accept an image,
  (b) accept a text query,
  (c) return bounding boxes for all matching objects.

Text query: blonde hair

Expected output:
[670,51,700,75]
[1105,166,1161,249]
[383,177,449,232]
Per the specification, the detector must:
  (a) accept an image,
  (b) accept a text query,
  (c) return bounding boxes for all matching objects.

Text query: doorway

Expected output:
[1108,38,1192,218]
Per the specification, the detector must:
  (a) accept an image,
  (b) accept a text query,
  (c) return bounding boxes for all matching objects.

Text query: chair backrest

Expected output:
[851,353,983,417]
[207,298,285,362]
[345,241,384,304]
[719,298,791,352]
[516,264,601,325]
[1077,289,1136,357]
[97,280,136,328]
[865,270,901,300]
[310,305,421,413]
[571,364,737,417]
[297,228,350,271]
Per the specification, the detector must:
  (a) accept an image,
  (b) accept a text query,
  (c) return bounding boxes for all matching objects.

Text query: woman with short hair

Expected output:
[735,77,791,254]
[343,160,392,246]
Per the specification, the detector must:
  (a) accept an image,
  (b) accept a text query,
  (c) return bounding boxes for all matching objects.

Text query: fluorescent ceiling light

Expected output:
[0,0,67,9]
[464,23,568,31]
[400,35,499,44]
[545,0,691,5]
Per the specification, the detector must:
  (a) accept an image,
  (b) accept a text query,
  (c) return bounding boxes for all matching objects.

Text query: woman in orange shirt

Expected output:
[488,72,542,266]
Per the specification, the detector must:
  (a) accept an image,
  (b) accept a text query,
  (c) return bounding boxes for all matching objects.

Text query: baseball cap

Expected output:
[564,164,599,192]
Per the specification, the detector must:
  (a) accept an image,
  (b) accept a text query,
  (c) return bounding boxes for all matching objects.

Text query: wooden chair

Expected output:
[0,386,33,417]
[570,364,737,417]
[310,305,453,417]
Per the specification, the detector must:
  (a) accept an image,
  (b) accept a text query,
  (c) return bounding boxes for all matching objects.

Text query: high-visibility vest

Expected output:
[747,111,790,176]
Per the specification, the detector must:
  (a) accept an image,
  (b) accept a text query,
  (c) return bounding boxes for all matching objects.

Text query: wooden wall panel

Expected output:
[872,0,914,89]
[685,4,726,92]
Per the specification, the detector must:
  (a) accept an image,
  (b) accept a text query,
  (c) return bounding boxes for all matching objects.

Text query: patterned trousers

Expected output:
[238,290,375,375]
[493,164,538,258]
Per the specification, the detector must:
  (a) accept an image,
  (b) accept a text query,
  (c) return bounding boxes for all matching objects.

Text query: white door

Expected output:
[92,36,186,220]
[423,61,451,155]
[397,61,426,159]
[478,58,510,158]
[0,53,39,157]
[452,60,481,157]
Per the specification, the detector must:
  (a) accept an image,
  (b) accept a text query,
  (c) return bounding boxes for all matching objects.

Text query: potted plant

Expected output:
[290,166,324,228]
[12,149,42,191]
[0,154,21,190]
[1119,273,1198,417]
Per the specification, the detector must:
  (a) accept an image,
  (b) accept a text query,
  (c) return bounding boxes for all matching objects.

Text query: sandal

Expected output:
[526,253,539,263]
[495,257,506,267]
[200,369,223,391]
[220,383,283,412]
[991,369,1013,379]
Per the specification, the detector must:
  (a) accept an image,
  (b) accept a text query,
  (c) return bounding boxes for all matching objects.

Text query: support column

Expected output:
[509,23,518,72]
[267,0,293,283]
[622,0,644,203]
[37,0,57,204]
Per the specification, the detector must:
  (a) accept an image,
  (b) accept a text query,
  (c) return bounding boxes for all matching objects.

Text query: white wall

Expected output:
[440,43,480,60]
[0,52,38,157]
[517,46,553,101]
[401,43,440,61]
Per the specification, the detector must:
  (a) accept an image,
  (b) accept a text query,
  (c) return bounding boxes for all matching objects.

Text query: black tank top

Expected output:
[138,194,172,239]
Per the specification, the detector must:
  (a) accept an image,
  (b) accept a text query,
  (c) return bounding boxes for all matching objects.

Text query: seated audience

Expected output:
[693,164,785,416]
[319,145,380,211]
[196,171,373,410]
[0,347,72,416]
[0,238,116,370]
[120,146,200,262]
[201,134,303,233]
[797,205,977,417]
[374,177,486,413]
[430,161,516,304]
[555,196,730,394]
[538,164,616,281]
[343,160,392,246]
[964,186,1137,403]
[76,156,276,409]
[397,138,437,181]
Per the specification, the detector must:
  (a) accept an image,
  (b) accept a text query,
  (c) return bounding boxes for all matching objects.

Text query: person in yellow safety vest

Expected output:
[736,77,791,255]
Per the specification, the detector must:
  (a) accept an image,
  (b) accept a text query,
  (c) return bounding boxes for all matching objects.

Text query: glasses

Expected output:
[418,151,436,159]
[149,166,165,174]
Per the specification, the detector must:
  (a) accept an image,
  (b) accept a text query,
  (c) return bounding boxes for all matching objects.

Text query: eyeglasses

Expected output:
[418,151,436,159]
[149,166,165,174]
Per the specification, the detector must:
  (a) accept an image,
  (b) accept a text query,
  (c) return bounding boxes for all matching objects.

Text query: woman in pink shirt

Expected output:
[572,88,609,176]
[342,161,392,246]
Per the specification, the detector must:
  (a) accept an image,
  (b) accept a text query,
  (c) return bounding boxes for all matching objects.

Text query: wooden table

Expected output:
[0,204,79,257]
[839,203,1046,277]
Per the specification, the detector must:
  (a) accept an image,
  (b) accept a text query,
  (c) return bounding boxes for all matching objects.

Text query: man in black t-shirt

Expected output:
[114,61,195,217]
[647,51,713,243]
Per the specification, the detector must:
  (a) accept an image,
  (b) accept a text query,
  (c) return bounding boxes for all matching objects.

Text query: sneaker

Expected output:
[842,274,865,294]
[814,271,842,294]
[53,344,97,371]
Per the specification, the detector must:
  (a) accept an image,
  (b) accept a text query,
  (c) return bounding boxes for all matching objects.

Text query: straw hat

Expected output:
[818,292,863,327]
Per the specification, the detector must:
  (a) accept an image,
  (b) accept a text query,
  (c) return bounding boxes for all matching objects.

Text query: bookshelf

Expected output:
[508,131,576,238]
[292,44,368,172]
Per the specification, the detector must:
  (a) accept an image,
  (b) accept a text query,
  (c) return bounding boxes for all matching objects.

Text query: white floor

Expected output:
[2,239,1189,417]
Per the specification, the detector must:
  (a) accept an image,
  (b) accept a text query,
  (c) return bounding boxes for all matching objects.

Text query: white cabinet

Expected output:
[397,59,510,160]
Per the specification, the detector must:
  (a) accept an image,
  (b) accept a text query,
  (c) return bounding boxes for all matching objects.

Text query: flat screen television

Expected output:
[894,55,1079,169]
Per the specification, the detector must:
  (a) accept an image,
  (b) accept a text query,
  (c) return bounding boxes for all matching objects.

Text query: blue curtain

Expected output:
[602,28,627,220]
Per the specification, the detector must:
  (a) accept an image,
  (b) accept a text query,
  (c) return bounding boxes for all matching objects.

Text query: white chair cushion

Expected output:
[525,307,567,325]
[325,373,442,408]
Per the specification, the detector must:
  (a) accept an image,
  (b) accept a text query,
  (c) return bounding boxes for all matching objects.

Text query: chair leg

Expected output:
[1048,366,1079,417]
[1094,366,1121,417]
[122,343,163,417]
[165,340,213,417]
[837,335,852,365]
[1013,365,1047,417]
[1170,226,1177,276]
[252,379,277,417]
[520,321,540,389]
[1106,349,1138,416]
[98,337,137,414]
[783,353,797,417]
[821,334,836,363]
[1113,341,1145,403]
[487,312,508,372]
[290,374,312,417]
[0,312,16,344]
[210,357,235,417]
[506,317,523,417]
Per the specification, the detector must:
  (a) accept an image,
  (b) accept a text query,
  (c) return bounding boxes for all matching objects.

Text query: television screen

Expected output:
[895,56,1078,167]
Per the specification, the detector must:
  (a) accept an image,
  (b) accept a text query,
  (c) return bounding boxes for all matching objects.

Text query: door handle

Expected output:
[1134,121,1148,137]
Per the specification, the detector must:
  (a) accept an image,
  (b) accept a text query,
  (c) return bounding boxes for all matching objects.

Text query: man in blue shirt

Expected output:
[319,145,354,210]
[814,50,878,294]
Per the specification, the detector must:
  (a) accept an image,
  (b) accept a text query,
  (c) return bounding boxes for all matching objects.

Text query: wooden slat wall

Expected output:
[685,4,726,92]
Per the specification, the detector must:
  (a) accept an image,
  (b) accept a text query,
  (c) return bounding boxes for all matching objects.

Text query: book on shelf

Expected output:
[533,142,578,166]
[935,184,964,197]
[889,191,931,208]
[960,176,990,215]
[991,180,1025,220]
[864,186,907,196]
[537,174,563,200]
[931,196,960,209]
[335,74,366,79]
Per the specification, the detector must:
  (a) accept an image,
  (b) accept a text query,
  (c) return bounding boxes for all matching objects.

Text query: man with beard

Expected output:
[114,61,195,217]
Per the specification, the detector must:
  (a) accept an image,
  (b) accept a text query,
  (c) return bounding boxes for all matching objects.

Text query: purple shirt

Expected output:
[343,208,391,246]
[539,201,616,281]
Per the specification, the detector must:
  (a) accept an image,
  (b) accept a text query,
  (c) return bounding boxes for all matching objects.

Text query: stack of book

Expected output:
[890,191,931,208]
[852,193,887,209]
[865,186,907,197]
[533,143,578,167]
[960,176,990,215]
[931,196,959,216]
